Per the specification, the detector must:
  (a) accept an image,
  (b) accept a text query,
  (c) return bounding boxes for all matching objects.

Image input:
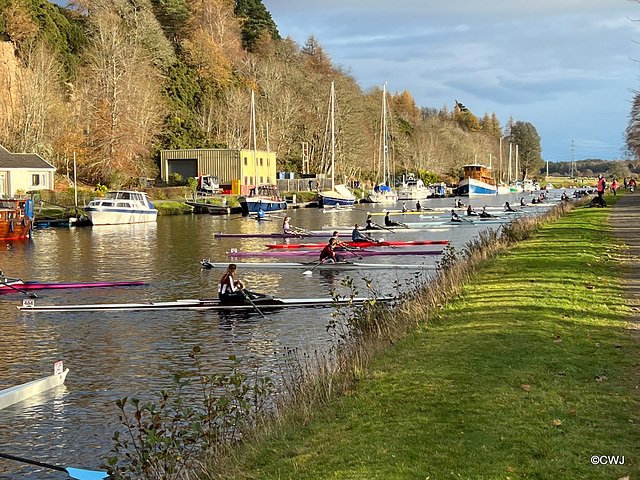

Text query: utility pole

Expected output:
[571,140,575,178]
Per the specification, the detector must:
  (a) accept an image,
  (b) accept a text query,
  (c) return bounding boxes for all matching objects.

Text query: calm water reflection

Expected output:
[0,193,554,478]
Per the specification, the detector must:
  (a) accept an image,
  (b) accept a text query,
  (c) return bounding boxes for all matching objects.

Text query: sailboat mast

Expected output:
[251,90,258,189]
[382,83,388,185]
[330,81,335,190]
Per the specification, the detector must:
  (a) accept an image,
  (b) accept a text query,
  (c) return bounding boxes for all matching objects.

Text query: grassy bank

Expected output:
[209,197,639,479]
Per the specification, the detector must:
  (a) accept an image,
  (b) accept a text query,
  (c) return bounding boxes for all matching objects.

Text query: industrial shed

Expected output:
[159,148,277,194]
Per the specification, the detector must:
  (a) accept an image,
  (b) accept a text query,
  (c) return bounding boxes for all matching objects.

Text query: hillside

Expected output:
[0,0,540,187]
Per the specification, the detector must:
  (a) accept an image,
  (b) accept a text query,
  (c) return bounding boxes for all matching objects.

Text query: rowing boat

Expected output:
[18,296,394,313]
[213,232,357,239]
[368,210,444,215]
[201,259,435,270]
[0,362,68,410]
[265,240,449,249]
[227,249,443,258]
[0,278,145,293]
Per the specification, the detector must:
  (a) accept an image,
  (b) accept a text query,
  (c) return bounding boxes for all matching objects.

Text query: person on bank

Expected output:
[385,211,401,227]
[320,237,342,263]
[218,264,268,303]
[597,174,606,204]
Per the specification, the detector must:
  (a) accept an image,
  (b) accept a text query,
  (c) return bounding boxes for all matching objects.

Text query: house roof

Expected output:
[0,145,56,170]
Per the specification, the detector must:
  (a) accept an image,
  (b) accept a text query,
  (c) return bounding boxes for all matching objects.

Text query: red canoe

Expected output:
[265,240,449,249]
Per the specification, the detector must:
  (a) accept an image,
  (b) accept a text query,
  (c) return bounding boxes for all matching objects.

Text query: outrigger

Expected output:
[18,296,393,313]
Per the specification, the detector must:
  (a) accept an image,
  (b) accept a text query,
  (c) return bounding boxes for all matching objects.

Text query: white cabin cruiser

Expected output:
[85,190,158,225]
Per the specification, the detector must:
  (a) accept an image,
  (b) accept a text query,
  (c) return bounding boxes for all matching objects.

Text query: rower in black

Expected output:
[366,214,381,230]
[384,211,400,227]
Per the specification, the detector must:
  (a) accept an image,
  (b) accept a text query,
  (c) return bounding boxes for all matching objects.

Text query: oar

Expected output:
[241,290,268,320]
[0,278,37,298]
[302,260,324,275]
[0,452,108,480]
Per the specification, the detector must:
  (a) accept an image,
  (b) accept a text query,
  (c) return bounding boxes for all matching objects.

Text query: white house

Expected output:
[0,145,56,196]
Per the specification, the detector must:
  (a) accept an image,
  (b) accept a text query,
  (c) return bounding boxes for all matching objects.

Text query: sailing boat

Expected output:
[366,84,398,203]
[318,82,356,207]
[238,90,287,214]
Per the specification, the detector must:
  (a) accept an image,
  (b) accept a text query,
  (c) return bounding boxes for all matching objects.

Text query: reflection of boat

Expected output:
[457,164,497,196]
[367,84,398,204]
[0,197,33,240]
[0,362,68,410]
[318,82,356,207]
[398,177,430,201]
[19,296,394,313]
[84,191,157,225]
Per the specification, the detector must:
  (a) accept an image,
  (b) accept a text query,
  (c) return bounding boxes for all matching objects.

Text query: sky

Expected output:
[264,0,640,163]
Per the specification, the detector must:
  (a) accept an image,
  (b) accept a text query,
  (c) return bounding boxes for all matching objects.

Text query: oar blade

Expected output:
[66,467,109,480]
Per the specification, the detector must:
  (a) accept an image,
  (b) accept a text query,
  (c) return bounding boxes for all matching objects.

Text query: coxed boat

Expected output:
[18,296,393,313]
[0,278,145,293]
[201,259,435,270]
[265,240,449,249]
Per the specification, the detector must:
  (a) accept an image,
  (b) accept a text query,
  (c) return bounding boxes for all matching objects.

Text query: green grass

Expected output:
[209,197,640,479]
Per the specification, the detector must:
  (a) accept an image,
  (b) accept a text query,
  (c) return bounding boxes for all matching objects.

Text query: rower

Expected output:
[282,216,293,234]
[257,207,265,219]
[366,214,381,230]
[415,201,422,211]
[320,237,342,263]
[352,224,372,243]
[384,211,400,227]
[451,209,462,222]
[218,263,268,303]
[504,201,516,212]
[331,231,348,250]
[520,197,526,207]
[479,206,492,218]
[455,198,465,208]
[466,204,477,216]
[401,202,408,213]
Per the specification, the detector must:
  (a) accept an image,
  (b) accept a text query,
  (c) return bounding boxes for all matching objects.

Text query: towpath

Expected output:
[611,192,640,326]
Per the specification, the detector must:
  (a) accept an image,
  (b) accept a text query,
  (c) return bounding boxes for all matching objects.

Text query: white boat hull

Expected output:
[84,190,158,225]
[0,367,68,410]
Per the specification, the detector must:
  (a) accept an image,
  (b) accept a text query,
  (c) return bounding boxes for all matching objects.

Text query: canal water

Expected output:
[0,192,556,478]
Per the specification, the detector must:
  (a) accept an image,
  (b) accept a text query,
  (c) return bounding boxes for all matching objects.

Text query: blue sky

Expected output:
[265,0,640,163]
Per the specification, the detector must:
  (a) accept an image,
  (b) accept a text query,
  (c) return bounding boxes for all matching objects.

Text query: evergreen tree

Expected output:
[234,0,279,52]
[510,120,543,180]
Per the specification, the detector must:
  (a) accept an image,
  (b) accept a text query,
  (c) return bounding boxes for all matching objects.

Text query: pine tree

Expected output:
[234,0,279,52]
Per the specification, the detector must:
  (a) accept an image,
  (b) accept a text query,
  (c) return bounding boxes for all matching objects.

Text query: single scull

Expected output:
[18,296,393,313]
[0,362,68,410]
[265,240,449,249]
[227,249,443,258]
[201,259,435,270]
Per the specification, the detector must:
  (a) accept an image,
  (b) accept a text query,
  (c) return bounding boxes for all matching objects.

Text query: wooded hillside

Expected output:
[0,0,541,187]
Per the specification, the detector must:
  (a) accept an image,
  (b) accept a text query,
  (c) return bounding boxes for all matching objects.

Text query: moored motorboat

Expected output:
[238,185,287,214]
[84,190,157,225]
[0,362,68,410]
[0,197,33,240]
[19,296,394,313]
[456,164,497,196]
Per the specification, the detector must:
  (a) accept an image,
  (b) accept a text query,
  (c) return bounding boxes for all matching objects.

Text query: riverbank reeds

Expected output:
[200,195,639,479]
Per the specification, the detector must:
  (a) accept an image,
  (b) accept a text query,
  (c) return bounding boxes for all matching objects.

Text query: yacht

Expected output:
[397,178,430,201]
[84,190,157,225]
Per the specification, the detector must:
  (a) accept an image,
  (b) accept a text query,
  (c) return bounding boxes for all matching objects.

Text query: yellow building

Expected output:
[159,148,277,194]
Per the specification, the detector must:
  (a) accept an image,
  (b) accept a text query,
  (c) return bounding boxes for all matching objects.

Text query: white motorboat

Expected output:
[397,178,431,201]
[84,190,158,225]
[0,362,68,410]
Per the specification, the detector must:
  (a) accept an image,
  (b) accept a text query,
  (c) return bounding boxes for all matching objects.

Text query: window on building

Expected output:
[250,177,253,185]
[31,174,41,186]
[244,157,248,166]
[266,176,271,183]
[259,158,263,166]
[260,177,264,184]
[244,176,248,185]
